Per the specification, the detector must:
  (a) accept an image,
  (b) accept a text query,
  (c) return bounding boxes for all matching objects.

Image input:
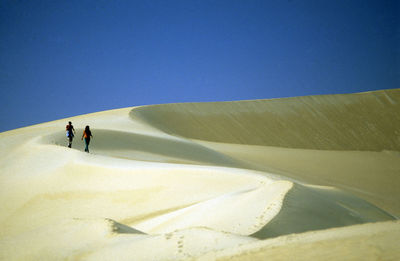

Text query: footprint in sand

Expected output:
[177,235,184,254]
[165,233,173,240]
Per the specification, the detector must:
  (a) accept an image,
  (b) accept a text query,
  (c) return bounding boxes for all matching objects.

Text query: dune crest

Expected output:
[1,89,399,260]
[131,89,400,151]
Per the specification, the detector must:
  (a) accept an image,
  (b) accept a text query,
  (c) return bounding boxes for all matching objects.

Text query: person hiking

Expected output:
[66,121,76,148]
[81,126,93,153]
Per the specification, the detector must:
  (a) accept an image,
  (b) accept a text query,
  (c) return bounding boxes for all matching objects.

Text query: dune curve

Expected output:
[0,89,399,260]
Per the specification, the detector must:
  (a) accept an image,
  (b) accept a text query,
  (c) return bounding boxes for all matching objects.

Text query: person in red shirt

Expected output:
[81,126,93,153]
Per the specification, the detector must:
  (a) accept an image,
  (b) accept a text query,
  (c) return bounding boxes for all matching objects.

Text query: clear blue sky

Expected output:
[1,0,398,132]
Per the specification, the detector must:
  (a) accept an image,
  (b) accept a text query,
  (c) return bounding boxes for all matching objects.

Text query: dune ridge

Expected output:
[0,89,399,260]
[130,89,400,151]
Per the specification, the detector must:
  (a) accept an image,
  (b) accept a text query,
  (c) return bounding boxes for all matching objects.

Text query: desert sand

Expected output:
[0,89,399,260]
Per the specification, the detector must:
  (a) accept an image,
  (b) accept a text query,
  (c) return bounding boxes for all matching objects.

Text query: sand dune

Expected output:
[0,89,399,260]
[131,89,400,150]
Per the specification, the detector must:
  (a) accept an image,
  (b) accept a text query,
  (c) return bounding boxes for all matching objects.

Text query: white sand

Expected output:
[0,89,399,260]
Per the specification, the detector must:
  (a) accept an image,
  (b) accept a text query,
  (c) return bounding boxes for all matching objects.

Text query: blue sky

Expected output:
[0,0,398,132]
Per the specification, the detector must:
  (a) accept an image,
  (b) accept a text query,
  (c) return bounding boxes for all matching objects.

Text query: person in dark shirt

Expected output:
[66,121,76,148]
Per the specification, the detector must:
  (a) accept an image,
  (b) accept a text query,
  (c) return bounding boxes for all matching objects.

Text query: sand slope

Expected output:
[131,89,400,150]
[0,89,399,260]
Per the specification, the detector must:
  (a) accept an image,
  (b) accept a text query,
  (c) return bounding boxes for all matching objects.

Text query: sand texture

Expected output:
[0,89,399,260]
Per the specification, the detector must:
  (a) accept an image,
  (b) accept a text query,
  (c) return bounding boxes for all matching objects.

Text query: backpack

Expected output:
[66,125,74,137]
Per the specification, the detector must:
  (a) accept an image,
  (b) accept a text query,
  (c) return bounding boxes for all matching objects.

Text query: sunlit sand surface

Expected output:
[0,89,399,260]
